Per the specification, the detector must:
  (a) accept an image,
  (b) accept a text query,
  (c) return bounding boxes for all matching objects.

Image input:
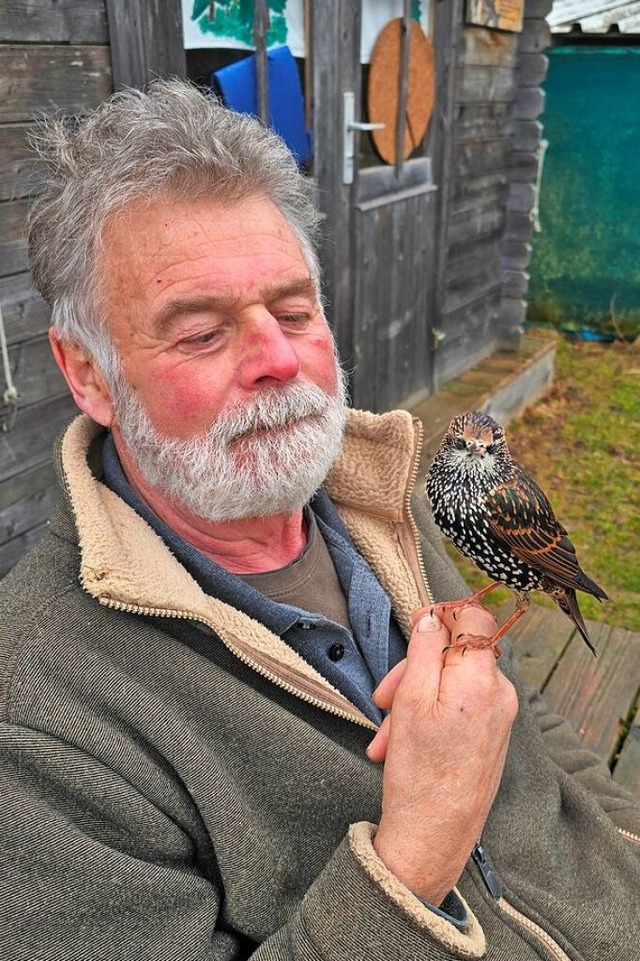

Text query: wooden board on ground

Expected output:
[506,604,640,798]
[543,623,640,762]
[506,603,574,692]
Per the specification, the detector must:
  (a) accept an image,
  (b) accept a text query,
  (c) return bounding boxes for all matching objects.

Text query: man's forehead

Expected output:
[99,193,313,309]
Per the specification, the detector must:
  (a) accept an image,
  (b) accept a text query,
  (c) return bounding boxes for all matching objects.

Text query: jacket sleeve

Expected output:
[0,723,490,961]
[525,686,640,840]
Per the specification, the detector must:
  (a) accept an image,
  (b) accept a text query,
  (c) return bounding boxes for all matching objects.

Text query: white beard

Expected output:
[113,368,349,523]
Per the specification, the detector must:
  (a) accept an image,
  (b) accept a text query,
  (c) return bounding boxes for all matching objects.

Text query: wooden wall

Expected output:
[0,1,112,577]
[498,0,552,344]
[0,0,549,578]
[435,0,551,386]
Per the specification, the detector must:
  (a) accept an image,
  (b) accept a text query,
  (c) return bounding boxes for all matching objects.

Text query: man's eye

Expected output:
[278,313,309,325]
[181,330,220,348]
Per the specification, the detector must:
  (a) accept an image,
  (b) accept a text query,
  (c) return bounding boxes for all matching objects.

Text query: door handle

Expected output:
[343,92,385,185]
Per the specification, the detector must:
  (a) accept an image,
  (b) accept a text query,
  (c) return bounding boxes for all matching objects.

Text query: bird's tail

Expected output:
[557,588,597,656]
[577,569,608,602]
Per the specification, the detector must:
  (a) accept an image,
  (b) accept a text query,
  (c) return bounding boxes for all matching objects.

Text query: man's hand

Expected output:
[367,604,518,907]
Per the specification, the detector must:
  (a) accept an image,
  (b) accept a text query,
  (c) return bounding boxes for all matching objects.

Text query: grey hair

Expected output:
[27,78,322,386]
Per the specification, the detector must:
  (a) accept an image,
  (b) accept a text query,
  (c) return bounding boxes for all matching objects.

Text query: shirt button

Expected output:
[328,642,345,662]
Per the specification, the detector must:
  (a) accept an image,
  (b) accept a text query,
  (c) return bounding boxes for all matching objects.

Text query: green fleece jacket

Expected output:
[1,410,639,961]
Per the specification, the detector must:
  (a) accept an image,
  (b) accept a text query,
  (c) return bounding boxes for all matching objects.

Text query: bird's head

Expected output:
[439,411,511,476]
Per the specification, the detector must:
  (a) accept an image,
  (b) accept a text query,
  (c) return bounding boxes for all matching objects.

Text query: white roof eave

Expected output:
[548,0,640,33]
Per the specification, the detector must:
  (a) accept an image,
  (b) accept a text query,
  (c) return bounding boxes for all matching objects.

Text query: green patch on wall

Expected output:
[529,47,640,340]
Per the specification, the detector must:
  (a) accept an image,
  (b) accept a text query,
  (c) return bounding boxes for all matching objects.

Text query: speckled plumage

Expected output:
[425,410,607,654]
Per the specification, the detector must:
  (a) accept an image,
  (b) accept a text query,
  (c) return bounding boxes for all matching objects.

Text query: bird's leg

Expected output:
[468,581,502,603]
[429,581,502,623]
[453,592,531,658]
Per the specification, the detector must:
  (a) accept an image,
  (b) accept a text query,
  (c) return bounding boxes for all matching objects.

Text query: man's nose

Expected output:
[238,312,301,389]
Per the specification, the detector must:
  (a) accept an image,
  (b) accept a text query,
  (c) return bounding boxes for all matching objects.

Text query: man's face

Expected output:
[98,194,347,522]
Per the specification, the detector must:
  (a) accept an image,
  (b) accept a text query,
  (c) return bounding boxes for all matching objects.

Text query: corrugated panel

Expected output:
[548,0,640,32]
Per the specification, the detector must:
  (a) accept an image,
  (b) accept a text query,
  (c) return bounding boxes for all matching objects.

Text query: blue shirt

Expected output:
[101,436,407,725]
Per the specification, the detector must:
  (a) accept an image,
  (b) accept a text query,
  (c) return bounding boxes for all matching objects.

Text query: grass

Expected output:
[448,332,640,632]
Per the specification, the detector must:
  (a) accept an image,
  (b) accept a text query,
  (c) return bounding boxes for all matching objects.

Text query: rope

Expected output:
[0,304,20,432]
[532,138,549,234]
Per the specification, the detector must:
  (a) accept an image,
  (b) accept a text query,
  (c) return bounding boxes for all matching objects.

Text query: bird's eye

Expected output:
[453,438,466,450]
[486,443,496,454]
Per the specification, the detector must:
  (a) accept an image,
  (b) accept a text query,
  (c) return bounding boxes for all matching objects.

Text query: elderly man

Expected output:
[0,81,638,960]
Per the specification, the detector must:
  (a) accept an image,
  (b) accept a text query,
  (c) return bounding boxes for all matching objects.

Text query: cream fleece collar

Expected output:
[59,409,426,728]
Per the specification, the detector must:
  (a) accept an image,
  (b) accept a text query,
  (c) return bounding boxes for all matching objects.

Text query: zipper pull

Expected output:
[472,843,503,900]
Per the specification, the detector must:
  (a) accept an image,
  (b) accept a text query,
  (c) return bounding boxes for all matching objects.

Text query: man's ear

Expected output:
[49,328,115,427]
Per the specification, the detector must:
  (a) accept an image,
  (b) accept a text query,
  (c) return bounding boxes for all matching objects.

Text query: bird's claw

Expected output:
[447,632,502,659]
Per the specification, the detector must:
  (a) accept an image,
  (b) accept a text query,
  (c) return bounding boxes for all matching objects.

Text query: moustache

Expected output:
[213,383,333,444]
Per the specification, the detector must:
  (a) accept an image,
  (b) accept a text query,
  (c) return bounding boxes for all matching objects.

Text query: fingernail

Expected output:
[417,611,441,632]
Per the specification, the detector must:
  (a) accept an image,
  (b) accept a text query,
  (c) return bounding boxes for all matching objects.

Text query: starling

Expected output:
[425,410,607,655]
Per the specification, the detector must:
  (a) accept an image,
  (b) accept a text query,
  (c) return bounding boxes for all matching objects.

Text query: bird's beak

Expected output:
[467,441,484,456]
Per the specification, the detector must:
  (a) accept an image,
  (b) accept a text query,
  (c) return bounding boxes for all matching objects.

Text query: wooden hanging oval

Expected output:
[367,17,435,166]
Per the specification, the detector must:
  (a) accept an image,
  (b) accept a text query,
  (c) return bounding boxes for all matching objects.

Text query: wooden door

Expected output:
[310,1,450,413]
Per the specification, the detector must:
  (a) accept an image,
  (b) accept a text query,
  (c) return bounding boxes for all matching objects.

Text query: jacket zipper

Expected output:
[95,421,432,727]
[619,827,640,846]
[399,417,434,607]
[97,596,376,730]
[472,843,573,961]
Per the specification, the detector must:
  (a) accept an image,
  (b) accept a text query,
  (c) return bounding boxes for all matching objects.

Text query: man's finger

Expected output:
[366,713,391,763]
[372,657,407,710]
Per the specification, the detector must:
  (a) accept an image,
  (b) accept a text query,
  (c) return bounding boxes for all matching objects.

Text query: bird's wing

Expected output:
[486,465,586,590]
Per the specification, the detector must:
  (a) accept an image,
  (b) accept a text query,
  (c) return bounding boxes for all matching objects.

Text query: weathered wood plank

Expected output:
[507,604,574,692]
[543,624,639,762]
[454,103,512,143]
[0,522,52,579]
[0,123,45,202]
[503,211,536,243]
[513,120,543,153]
[0,197,28,277]
[460,27,518,68]
[507,182,536,215]
[435,288,502,385]
[514,86,546,121]
[352,189,435,411]
[430,0,464,396]
[105,0,186,89]
[456,65,518,105]
[508,150,539,182]
[0,459,55,513]
[447,203,506,249]
[445,235,504,283]
[0,45,112,123]
[379,191,433,410]
[311,0,361,369]
[0,394,77,485]
[502,268,530,299]
[451,173,508,213]
[0,462,57,545]
[517,17,550,54]
[454,138,511,178]
[445,263,503,315]
[0,273,50,346]
[517,52,549,88]
[7,335,68,409]
[524,0,553,16]
[502,239,532,271]
[0,0,108,44]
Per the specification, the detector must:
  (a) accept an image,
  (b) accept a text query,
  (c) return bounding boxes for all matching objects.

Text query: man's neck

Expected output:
[114,438,307,574]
